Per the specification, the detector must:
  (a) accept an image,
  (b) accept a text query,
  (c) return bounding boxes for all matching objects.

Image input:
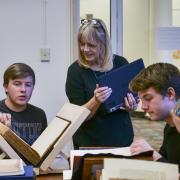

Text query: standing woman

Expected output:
[66,18,137,149]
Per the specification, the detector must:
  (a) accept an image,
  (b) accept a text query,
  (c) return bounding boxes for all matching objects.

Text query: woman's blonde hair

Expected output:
[78,18,113,72]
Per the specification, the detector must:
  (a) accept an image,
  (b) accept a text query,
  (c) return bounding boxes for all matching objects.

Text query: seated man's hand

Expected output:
[0,112,11,127]
[130,139,162,161]
[130,139,153,155]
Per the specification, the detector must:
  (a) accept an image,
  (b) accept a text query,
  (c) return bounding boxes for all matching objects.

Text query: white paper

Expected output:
[157,27,180,50]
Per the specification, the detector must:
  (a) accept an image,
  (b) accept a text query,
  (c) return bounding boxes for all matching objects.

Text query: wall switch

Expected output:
[40,48,50,62]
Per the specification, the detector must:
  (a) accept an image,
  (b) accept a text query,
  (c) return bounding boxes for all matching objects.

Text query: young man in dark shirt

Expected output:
[0,63,69,170]
[0,63,47,145]
[129,62,180,172]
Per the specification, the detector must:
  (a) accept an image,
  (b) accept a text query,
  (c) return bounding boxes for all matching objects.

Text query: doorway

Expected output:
[69,0,123,63]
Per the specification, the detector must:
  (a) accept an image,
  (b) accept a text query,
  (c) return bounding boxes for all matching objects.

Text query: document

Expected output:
[101,158,179,180]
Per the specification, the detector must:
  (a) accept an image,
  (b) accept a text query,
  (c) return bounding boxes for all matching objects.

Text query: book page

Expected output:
[70,147,131,169]
[0,152,6,160]
[0,159,24,176]
[32,117,70,157]
[102,158,179,180]
[57,102,90,123]
[0,135,23,161]
[63,170,72,180]
[40,103,90,171]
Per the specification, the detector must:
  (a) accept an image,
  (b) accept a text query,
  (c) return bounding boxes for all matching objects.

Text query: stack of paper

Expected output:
[0,159,24,176]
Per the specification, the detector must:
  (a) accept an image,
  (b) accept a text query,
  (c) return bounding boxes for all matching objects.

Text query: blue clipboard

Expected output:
[98,58,145,113]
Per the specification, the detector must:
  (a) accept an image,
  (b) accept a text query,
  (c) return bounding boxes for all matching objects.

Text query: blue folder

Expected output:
[98,58,145,113]
[0,166,35,180]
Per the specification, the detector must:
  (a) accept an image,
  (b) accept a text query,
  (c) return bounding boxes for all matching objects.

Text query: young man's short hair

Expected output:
[3,63,35,85]
[129,62,180,98]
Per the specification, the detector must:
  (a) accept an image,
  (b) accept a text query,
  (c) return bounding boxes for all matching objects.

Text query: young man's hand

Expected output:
[0,113,11,127]
[130,139,153,154]
[130,138,162,160]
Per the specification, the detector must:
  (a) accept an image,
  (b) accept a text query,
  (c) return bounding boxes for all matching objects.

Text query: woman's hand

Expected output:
[84,84,112,120]
[0,112,11,127]
[120,93,138,112]
[94,84,112,103]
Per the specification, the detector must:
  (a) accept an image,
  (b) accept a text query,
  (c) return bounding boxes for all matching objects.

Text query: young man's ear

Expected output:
[3,84,8,94]
[166,87,176,100]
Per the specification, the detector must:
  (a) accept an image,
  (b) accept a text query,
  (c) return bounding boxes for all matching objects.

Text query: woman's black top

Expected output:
[65,55,134,149]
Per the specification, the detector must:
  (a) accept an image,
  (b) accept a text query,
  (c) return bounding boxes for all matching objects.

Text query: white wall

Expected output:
[0,0,71,121]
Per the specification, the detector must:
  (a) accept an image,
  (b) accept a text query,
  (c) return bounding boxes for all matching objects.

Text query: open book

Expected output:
[0,103,90,171]
[101,158,179,180]
[70,147,153,170]
[70,147,132,169]
[0,159,24,176]
[70,147,153,180]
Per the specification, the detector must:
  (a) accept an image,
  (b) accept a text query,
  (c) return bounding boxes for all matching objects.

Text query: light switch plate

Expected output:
[40,48,50,62]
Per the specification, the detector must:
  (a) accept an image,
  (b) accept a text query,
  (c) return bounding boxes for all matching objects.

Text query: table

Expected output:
[36,174,63,180]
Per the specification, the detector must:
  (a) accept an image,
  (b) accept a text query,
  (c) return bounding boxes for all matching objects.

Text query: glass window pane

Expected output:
[172,0,180,9]
[80,0,110,34]
[172,11,180,26]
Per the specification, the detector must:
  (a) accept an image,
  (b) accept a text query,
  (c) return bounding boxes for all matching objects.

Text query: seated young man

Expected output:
[0,63,47,145]
[0,63,70,171]
[129,62,180,171]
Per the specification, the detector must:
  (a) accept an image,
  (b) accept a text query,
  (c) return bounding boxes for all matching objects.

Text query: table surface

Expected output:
[36,174,63,180]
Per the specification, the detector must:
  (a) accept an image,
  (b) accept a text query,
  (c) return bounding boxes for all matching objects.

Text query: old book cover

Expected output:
[0,124,40,165]
[0,103,90,169]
